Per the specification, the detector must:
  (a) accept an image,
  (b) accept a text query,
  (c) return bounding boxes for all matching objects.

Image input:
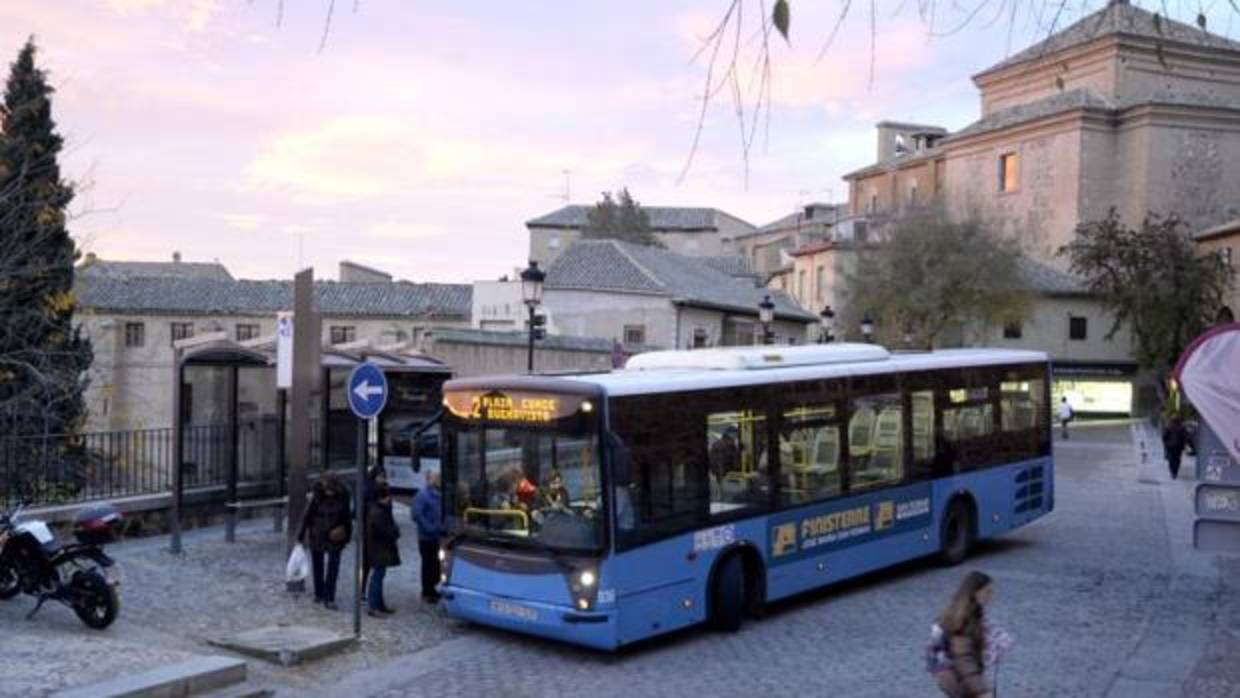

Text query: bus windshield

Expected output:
[442,389,604,553]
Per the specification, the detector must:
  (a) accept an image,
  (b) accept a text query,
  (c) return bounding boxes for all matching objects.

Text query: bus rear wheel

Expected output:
[939,499,973,566]
[710,554,745,632]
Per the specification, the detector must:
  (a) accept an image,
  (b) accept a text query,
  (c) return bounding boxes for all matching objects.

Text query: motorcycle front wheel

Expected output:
[71,571,119,629]
[0,563,18,600]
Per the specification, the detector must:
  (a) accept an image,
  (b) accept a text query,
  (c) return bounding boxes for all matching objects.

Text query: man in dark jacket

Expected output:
[1163,416,1189,480]
[366,484,400,617]
[413,471,443,603]
[298,472,352,609]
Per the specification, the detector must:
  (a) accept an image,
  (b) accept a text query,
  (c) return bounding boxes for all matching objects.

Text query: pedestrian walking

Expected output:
[1162,416,1189,480]
[1056,397,1074,440]
[934,571,996,698]
[412,471,443,603]
[297,471,352,610]
[365,483,400,617]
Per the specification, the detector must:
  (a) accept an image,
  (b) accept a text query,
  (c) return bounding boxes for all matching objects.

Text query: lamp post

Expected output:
[819,305,835,344]
[520,260,545,372]
[758,295,776,345]
[861,312,875,344]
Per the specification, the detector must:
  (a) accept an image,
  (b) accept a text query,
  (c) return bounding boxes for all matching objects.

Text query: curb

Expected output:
[52,655,247,698]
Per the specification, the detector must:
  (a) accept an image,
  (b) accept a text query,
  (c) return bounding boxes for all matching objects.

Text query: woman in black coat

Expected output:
[298,472,352,609]
[366,484,401,616]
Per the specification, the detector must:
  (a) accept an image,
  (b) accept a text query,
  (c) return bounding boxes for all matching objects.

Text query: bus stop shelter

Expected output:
[170,336,450,551]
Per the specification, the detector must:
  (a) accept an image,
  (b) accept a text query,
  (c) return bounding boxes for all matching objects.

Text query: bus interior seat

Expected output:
[812,429,839,471]
[849,407,876,457]
[870,408,903,480]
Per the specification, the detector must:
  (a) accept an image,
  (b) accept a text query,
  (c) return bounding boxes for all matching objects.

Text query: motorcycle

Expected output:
[0,502,123,629]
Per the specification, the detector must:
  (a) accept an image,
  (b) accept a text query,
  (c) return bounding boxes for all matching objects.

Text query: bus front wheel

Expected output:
[939,499,974,566]
[710,554,745,632]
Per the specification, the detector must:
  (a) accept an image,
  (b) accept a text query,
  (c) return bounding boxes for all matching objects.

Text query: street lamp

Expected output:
[758,295,776,345]
[819,305,836,344]
[860,312,875,344]
[520,260,546,372]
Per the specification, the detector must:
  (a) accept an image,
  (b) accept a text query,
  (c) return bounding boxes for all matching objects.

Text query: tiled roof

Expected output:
[526,205,747,231]
[698,255,755,277]
[843,146,942,180]
[1195,218,1240,241]
[982,1,1240,75]
[76,277,472,318]
[946,88,1116,142]
[424,327,650,353]
[78,259,234,282]
[546,239,815,321]
[1018,257,1087,294]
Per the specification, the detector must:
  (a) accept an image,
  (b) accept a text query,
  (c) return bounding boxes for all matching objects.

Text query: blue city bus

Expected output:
[436,344,1053,650]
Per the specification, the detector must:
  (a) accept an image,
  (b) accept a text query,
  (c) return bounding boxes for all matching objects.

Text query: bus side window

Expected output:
[849,392,904,490]
[707,409,769,515]
[779,405,842,506]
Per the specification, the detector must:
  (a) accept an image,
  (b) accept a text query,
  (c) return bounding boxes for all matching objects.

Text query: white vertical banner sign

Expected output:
[276,311,293,389]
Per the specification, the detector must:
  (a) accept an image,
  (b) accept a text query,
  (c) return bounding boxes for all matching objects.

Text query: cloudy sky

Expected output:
[1,1,1228,283]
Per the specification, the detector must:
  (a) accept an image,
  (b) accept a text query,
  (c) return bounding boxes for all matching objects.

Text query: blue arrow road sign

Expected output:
[347,362,388,419]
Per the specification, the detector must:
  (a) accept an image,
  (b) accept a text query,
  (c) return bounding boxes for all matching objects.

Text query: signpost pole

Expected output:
[354,417,365,637]
[345,360,387,638]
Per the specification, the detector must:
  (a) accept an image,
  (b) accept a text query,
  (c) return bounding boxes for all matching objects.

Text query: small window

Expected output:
[235,323,260,342]
[170,322,194,345]
[330,326,356,344]
[124,322,145,348]
[692,328,709,349]
[623,324,646,345]
[1222,246,1233,269]
[999,152,1019,193]
[1069,316,1087,341]
[909,183,918,206]
[816,266,826,303]
[869,193,878,213]
[548,236,560,250]
[1003,320,1022,339]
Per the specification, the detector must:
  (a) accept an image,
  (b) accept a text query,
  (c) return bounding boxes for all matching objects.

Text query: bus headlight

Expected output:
[438,548,446,562]
[577,598,590,610]
[578,570,596,588]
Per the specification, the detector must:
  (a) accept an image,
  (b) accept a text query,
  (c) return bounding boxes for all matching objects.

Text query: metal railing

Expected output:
[1,419,297,509]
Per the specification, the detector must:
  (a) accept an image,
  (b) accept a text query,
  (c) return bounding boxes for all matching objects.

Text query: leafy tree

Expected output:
[0,38,92,437]
[840,210,1030,348]
[581,188,664,248]
[1059,209,1230,395]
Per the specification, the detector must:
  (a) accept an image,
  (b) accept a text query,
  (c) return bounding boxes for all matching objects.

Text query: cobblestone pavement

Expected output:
[2,422,1236,698]
[0,506,461,697]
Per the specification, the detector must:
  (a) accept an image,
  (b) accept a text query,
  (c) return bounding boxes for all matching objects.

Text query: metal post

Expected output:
[170,350,183,555]
[276,388,287,534]
[353,417,365,637]
[526,304,535,373]
[226,365,239,544]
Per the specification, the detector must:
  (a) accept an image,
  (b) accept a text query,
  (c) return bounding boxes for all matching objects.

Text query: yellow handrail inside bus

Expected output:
[464,507,530,532]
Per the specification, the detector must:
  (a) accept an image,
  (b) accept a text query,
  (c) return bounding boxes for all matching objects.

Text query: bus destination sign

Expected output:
[444,390,590,425]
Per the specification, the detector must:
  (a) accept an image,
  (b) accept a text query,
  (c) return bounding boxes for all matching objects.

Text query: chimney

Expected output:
[172,251,182,263]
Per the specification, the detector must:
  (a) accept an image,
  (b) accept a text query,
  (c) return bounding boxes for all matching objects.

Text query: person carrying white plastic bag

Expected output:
[286,542,311,593]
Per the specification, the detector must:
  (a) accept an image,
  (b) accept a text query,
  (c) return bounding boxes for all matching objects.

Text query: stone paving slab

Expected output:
[209,626,356,667]
[52,655,246,698]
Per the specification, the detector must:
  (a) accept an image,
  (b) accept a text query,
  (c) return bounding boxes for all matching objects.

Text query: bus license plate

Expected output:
[489,599,538,622]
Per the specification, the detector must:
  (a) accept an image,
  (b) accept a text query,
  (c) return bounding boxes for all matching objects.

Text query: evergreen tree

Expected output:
[581,188,664,248]
[0,38,92,436]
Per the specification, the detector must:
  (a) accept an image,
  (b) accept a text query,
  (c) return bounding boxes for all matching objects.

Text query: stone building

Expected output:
[525,205,756,267]
[75,259,472,432]
[845,0,1240,262]
[733,202,843,279]
[543,239,814,349]
[831,0,1240,412]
